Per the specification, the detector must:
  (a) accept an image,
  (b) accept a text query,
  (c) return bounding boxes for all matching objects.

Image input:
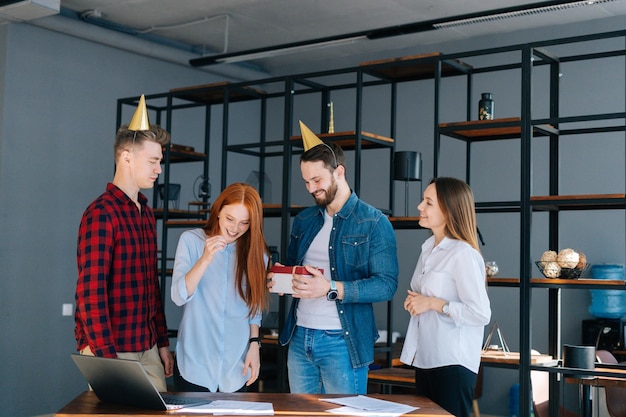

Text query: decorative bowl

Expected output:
[535,261,589,279]
[485,261,499,277]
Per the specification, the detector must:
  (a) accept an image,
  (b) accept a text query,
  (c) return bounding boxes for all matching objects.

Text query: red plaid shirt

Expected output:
[74,183,169,357]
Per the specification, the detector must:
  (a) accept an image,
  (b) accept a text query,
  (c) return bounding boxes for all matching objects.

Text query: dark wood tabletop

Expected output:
[55,391,452,417]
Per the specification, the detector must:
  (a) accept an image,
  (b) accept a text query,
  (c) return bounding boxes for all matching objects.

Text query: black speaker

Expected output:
[393,151,422,217]
[393,151,421,181]
[563,344,595,370]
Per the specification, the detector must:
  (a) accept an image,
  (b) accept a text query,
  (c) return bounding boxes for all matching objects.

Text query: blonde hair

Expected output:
[113,124,170,162]
[431,177,480,252]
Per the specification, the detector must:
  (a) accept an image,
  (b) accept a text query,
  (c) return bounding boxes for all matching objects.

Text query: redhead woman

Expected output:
[171,183,269,392]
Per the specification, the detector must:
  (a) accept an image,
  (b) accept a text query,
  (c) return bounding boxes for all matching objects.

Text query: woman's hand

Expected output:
[183,235,227,296]
[200,235,227,264]
[243,342,261,386]
[267,262,282,294]
[404,290,444,316]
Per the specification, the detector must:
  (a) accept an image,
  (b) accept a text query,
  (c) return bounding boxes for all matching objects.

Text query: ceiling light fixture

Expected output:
[210,35,367,64]
[433,0,621,29]
[189,0,624,67]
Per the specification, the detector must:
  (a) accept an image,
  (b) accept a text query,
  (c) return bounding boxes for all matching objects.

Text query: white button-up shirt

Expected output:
[400,236,491,374]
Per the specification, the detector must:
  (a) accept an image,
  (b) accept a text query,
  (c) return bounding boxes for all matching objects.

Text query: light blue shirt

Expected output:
[171,228,262,392]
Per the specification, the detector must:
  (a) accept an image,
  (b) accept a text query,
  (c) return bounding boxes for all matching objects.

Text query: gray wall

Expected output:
[0,23,223,417]
[0,17,624,417]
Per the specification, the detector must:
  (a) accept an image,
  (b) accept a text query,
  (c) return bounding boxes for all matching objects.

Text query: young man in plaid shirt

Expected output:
[74,96,173,391]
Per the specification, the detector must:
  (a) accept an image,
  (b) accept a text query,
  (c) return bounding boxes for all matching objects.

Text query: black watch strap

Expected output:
[249,337,262,347]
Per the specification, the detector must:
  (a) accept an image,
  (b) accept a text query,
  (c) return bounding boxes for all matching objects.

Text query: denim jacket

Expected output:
[279,191,399,368]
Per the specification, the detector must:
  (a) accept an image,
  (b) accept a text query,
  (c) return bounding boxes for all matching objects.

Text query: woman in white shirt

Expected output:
[171,183,269,392]
[401,177,491,417]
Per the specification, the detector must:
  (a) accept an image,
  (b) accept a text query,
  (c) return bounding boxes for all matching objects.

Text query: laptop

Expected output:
[71,354,212,411]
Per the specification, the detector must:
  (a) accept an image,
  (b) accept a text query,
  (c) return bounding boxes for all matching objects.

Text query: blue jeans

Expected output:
[287,326,368,394]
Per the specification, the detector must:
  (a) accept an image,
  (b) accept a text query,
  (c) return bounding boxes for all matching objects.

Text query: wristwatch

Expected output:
[442,302,450,316]
[327,280,339,301]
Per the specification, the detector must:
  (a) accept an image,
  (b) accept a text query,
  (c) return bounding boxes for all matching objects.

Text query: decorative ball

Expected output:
[543,261,561,278]
[557,248,579,269]
[576,251,587,269]
[541,250,557,263]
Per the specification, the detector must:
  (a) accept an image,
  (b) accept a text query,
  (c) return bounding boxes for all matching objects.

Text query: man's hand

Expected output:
[292,265,329,299]
[159,346,174,377]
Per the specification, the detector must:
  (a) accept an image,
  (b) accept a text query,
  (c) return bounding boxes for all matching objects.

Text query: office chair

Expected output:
[596,350,626,417]
[531,370,578,417]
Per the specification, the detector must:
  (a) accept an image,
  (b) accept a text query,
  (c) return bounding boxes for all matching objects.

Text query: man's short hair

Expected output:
[300,142,345,171]
[113,124,171,162]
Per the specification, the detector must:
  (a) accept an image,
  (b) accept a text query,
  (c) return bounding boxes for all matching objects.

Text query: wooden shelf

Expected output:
[262,205,305,217]
[153,208,205,220]
[367,367,415,387]
[170,81,265,105]
[389,216,423,229]
[165,219,206,227]
[481,351,556,366]
[163,205,307,224]
[290,130,394,150]
[472,195,625,212]
[438,117,557,141]
[161,147,206,163]
[487,277,626,289]
[530,194,625,210]
[360,52,473,82]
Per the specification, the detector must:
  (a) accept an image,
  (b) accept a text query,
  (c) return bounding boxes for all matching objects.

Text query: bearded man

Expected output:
[273,121,399,394]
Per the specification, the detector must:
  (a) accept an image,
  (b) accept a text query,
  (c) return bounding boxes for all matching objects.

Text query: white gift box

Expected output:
[269,265,323,294]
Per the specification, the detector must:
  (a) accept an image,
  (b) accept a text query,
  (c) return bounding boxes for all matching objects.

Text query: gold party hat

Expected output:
[299,120,324,151]
[128,94,150,131]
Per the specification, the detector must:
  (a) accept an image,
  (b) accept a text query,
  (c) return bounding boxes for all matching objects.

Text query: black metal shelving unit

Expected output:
[116,30,625,410]
[434,30,626,417]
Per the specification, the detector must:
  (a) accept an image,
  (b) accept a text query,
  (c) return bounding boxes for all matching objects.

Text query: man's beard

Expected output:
[312,178,338,207]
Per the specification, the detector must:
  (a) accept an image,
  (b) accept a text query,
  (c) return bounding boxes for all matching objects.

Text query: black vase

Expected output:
[479,92,494,120]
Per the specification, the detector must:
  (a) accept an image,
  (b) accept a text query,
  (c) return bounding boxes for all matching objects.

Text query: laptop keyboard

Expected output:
[162,394,209,406]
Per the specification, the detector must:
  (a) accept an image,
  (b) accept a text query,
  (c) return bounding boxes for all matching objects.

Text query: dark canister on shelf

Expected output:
[479,92,494,120]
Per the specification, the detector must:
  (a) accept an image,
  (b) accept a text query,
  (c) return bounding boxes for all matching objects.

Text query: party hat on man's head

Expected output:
[128,94,151,131]
[299,120,324,151]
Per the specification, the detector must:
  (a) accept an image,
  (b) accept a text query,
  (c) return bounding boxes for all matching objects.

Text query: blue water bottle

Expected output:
[589,264,625,319]
[509,384,519,417]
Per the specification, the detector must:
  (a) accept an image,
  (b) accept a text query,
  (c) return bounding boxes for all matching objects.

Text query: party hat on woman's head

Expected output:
[128,95,151,131]
[299,120,324,151]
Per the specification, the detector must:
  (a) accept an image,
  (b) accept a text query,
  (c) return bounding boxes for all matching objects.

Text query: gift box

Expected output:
[269,265,323,294]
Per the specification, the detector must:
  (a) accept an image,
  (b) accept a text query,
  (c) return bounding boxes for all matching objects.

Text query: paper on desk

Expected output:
[322,395,417,416]
[178,399,274,415]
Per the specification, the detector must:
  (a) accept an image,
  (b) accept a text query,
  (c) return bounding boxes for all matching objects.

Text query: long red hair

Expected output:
[203,183,268,316]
